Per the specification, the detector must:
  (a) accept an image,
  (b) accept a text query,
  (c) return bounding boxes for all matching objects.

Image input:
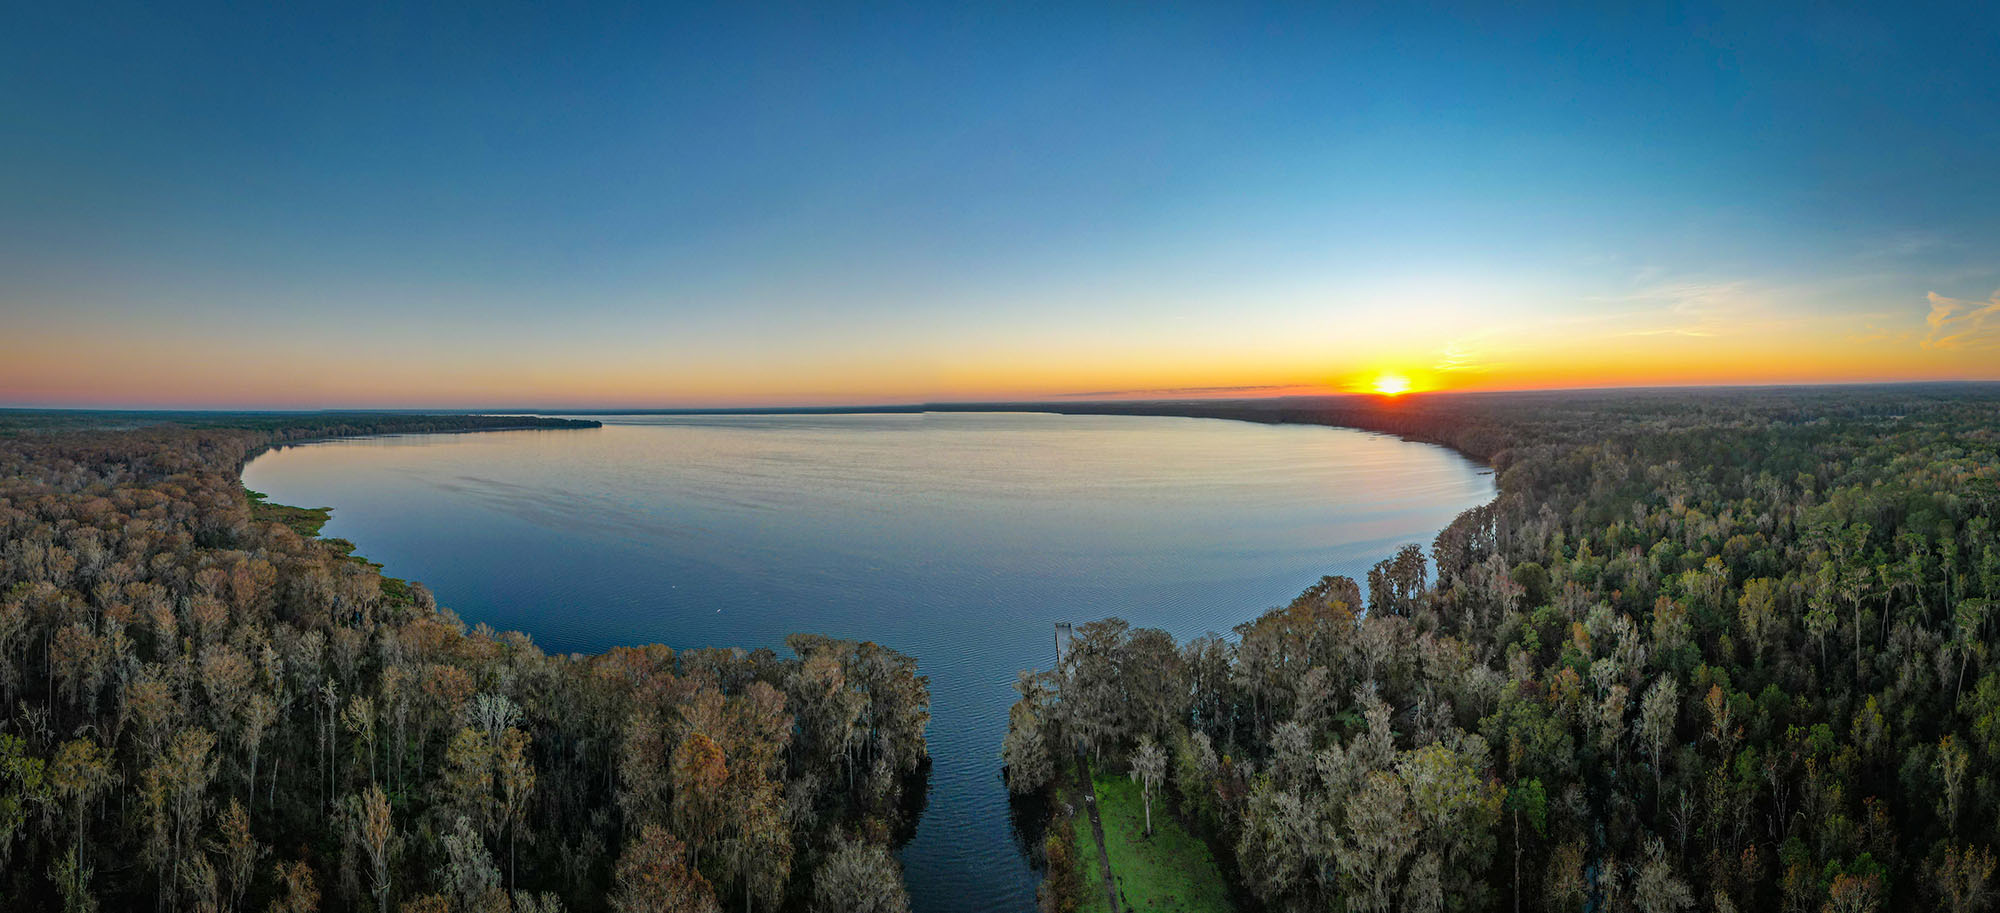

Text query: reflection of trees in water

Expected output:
[889,757,932,848]
[1004,767,1053,871]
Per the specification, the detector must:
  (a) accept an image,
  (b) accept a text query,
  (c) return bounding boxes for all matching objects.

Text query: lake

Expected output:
[241,411,1495,912]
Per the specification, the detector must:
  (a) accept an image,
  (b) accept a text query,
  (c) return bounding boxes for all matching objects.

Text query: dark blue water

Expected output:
[242,412,1494,911]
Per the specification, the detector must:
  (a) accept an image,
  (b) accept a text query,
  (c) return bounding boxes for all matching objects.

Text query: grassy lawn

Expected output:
[1084,771,1234,913]
[1071,793,1113,913]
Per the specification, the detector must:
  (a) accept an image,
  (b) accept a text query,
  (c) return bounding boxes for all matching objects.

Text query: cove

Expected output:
[240,411,1495,912]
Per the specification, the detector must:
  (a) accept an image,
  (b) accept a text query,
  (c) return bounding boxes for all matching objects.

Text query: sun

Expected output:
[1372,373,1412,397]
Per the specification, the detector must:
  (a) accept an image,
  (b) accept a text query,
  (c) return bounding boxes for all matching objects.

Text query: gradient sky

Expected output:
[4,2,1998,408]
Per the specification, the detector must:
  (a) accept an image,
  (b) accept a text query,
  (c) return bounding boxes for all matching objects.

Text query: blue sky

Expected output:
[4,2,1997,406]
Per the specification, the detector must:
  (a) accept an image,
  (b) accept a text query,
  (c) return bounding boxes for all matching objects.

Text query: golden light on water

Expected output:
[1372,373,1412,396]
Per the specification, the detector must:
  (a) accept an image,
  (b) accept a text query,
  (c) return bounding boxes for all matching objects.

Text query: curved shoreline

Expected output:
[552,399,1509,473]
[236,418,601,471]
[240,410,1497,913]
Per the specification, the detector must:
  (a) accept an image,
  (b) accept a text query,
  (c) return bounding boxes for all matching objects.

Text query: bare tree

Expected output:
[1129,737,1167,837]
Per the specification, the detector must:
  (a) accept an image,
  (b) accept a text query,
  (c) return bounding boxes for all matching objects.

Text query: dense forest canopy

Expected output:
[1009,384,2000,913]
[0,413,931,913]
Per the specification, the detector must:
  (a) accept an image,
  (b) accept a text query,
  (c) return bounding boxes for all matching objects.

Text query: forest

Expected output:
[0,413,931,913]
[1007,384,2000,913]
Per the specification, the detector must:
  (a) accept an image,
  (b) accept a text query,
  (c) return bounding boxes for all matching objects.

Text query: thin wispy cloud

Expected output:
[1580,280,1784,339]
[1923,291,2000,350]
[1434,340,1492,373]
[1858,231,1954,262]
[1848,323,1918,346]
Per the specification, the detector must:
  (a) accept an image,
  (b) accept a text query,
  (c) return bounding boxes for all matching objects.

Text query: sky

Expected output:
[4,2,1998,408]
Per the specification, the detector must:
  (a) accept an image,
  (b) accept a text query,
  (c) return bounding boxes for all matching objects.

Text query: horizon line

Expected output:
[6,378,2000,415]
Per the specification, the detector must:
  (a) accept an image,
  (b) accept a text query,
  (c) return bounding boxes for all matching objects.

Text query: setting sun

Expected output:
[1372,373,1413,396]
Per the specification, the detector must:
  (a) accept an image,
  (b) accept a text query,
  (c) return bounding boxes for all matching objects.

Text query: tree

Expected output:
[202,644,254,735]
[144,727,218,910]
[1954,599,1990,702]
[1806,591,1838,671]
[1003,671,1056,795]
[241,693,278,807]
[347,784,396,913]
[1738,578,1778,663]
[1169,728,1218,830]
[1236,781,1322,908]
[785,647,863,792]
[1129,736,1167,837]
[1933,843,1996,913]
[670,732,728,868]
[1060,618,1129,762]
[47,737,110,903]
[212,799,264,913]
[1038,829,1083,913]
[720,775,790,913]
[267,859,320,913]
[443,727,497,840]
[1396,742,1504,908]
[437,815,506,913]
[496,727,535,891]
[1825,872,1882,913]
[1337,771,1417,913]
[50,841,98,913]
[1121,629,1188,742]
[438,816,508,913]
[617,707,672,830]
[1637,675,1680,811]
[0,419,939,913]
[1507,778,1547,913]
[344,694,378,786]
[812,838,911,913]
[1937,735,1969,836]
[1401,850,1443,913]
[610,825,720,913]
[1632,838,1694,913]
[1542,841,1587,913]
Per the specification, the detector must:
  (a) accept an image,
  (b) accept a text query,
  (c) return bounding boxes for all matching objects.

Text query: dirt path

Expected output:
[1078,754,1121,913]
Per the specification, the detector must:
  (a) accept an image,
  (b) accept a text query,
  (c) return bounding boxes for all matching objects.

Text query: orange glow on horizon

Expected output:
[6,296,2000,410]
[1371,374,1412,397]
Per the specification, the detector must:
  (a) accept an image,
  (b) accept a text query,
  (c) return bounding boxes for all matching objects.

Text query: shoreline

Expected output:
[236,420,602,474]
[535,398,1510,474]
[233,406,1497,913]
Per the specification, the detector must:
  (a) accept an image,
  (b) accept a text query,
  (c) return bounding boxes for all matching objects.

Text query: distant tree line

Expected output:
[1009,385,2000,913]
[0,413,929,913]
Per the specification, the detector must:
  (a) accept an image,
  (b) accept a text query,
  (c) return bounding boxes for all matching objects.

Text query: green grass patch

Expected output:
[245,487,333,538]
[1089,772,1234,913]
[1070,788,1113,913]
[243,487,416,607]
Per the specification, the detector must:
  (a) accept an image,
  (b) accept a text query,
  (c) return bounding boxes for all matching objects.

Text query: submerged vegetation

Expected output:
[1010,384,2000,913]
[0,413,930,913]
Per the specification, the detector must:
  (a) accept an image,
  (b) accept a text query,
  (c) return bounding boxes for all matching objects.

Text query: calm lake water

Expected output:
[242,412,1494,912]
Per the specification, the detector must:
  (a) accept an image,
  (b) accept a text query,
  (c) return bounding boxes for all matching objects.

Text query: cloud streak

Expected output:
[1581,280,1786,339]
[1923,291,2000,350]
[1434,341,1493,374]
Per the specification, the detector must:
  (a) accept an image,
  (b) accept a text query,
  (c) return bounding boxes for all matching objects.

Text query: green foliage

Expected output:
[0,416,924,912]
[1023,386,2000,912]
[243,487,332,538]
[1088,772,1233,913]
[1508,778,1546,838]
